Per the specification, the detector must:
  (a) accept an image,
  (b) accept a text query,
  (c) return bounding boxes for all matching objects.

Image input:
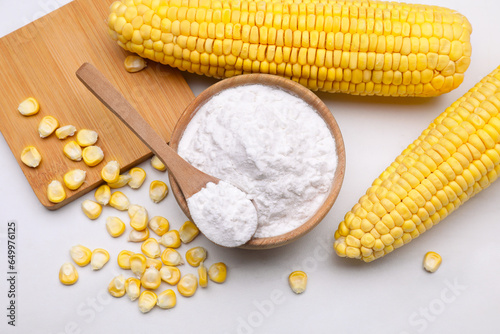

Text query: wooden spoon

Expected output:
[75,62,218,199]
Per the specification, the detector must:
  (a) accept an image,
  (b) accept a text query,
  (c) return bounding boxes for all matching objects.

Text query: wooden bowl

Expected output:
[169,74,346,250]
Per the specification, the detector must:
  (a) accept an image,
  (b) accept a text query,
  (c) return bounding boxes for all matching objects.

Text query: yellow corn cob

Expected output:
[108,0,471,97]
[334,65,500,262]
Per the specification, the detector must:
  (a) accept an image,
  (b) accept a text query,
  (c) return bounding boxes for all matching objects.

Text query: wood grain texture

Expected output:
[0,0,194,209]
[169,74,346,250]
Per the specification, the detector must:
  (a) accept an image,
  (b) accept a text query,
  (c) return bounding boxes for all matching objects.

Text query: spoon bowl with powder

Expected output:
[76,63,258,248]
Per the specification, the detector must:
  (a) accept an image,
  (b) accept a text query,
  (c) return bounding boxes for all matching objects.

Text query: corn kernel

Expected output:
[149,216,169,236]
[141,238,161,258]
[208,262,227,283]
[186,247,207,267]
[117,250,135,269]
[159,230,181,248]
[146,257,162,270]
[130,206,148,230]
[423,251,442,273]
[94,185,111,205]
[101,161,121,183]
[124,55,148,73]
[141,266,161,290]
[149,180,168,203]
[81,200,102,220]
[125,277,141,301]
[106,216,126,237]
[157,289,176,309]
[161,248,183,266]
[63,169,86,190]
[288,271,307,294]
[70,245,92,267]
[108,275,126,297]
[59,263,78,285]
[91,248,110,270]
[138,291,157,313]
[55,125,77,139]
[18,97,40,116]
[130,253,147,277]
[198,262,208,288]
[177,274,198,297]
[63,141,83,161]
[151,155,166,171]
[21,146,42,168]
[109,191,130,211]
[82,146,104,167]
[128,228,150,242]
[160,266,181,285]
[38,116,59,138]
[76,129,98,147]
[47,180,66,203]
[108,174,132,188]
[179,221,199,243]
[128,167,146,189]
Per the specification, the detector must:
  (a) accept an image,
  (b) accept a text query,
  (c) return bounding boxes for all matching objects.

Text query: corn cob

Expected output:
[107,0,471,97]
[334,65,500,262]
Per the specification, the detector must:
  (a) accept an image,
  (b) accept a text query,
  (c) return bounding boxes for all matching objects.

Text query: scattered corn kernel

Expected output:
[101,161,121,183]
[130,253,147,277]
[76,129,98,147]
[81,200,102,220]
[151,155,166,171]
[63,141,82,161]
[160,266,181,285]
[148,216,169,236]
[55,125,77,139]
[38,116,59,138]
[423,252,442,273]
[94,185,111,205]
[161,248,183,266]
[177,274,198,297]
[149,180,168,203]
[288,271,307,294]
[146,257,162,271]
[141,266,161,290]
[208,262,227,284]
[108,275,126,297]
[70,245,92,267]
[124,55,147,73]
[198,262,208,288]
[130,206,148,230]
[91,248,110,270]
[109,191,130,211]
[128,167,146,189]
[20,146,42,168]
[18,97,40,116]
[59,262,78,285]
[179,221,199,243]
[138,291,157,313]
[106,216,126,237]
[117,250,135,269]
[157,289,176,309]
[128,228,150,242]
[186,247,207,267]
[63,169,86,190]
[159,230,181,248]
[47,180,66,203]
[82,146,104,167]
[108,174,132,188]
[125,277,141,301]
[141,238,161,259]
[128,204,142,218]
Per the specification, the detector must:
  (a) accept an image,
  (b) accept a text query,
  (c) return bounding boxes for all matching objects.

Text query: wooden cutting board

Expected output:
[0,0,194,210]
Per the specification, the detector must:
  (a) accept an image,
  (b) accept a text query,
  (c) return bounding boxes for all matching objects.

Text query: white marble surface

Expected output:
[1,1,499,333]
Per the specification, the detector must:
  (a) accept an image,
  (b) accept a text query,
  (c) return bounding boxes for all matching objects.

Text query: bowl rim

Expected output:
[168,74,346,250]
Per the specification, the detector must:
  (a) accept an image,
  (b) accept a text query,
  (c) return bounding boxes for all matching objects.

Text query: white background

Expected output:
[1,0,500,333]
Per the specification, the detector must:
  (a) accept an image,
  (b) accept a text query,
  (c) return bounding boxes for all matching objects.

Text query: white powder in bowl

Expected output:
[178,84,337,238]
[187,181,258,247]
